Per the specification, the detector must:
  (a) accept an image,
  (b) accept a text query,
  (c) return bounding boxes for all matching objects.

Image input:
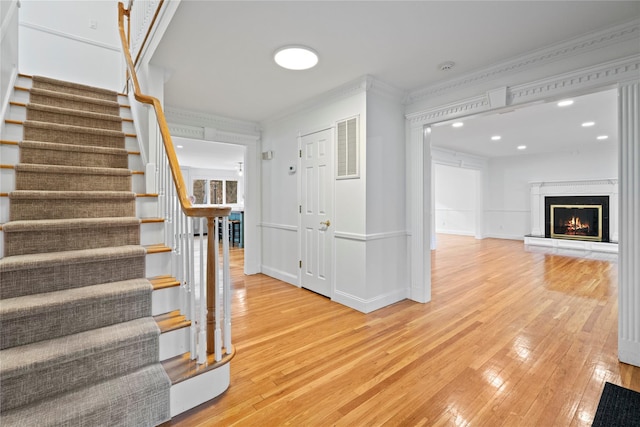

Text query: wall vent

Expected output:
[337,116,359,179]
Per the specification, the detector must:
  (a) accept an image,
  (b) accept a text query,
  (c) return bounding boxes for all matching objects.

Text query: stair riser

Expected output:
[24,123,125,149]
[27,108,122,132]
[160,327,189,361]
[1,196,151,223]
[9,104,135,133]
[3,121,139,150]
[152,286,182,316]
[29,93,120,116]
[0,290,152,349]
[4,224,140,256]
[32,81,117,102]
[10,198,135,220]
[147,250,172,278]
[15,170,132,192]
[141,220,164,246]
[0,255,146,299]
[1,335,158,412]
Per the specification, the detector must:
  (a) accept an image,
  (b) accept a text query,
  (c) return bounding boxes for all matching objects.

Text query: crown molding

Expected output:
[406,54,640,127]
[406,18,640,106]
[364,75,408,102]
[406,94,489,126]
[509,54,640,105]
[168,123,204,140]
[165,106,261,136]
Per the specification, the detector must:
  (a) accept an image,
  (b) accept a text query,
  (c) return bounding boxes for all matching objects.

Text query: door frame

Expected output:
[297,125,336,298]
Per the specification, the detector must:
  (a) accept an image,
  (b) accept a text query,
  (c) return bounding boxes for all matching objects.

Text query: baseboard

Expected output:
[483,233,525,241]
[435,229,474,237]
[619,338,640,368]
[333,288,409,314]
[261,265,298,286]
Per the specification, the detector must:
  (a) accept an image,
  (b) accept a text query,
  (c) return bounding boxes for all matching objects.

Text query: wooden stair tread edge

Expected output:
[149,276,180,290]
[145,244,172,254]
[154,310,191,333]
[141,218,164,224]
[161,347,236,385]
[0,140,19,145]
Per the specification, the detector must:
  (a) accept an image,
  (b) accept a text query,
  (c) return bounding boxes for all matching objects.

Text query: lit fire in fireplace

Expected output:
[564,216,590,235]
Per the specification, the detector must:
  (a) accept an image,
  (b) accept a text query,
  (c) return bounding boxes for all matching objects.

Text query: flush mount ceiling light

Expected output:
[452,122,464,128]
[491,135,501,141]
[557,99,574,107]
[597,135,609,140]
[582,121,595,127]
[517,145,527,150]
[274,46,318,70]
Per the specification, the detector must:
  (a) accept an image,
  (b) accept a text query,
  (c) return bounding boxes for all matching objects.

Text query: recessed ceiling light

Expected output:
[274,46,318,70]
[597,135,609,140]
[557,100,574,107]
[582,121,595,127]
[517,145,527,150]
[491,135,501,141]
[177,145,184,149]
[452,122,464,128]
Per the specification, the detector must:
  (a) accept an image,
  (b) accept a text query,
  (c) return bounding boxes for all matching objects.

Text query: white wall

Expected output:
[18,0,123,91]
[434,163,478,236]
[260,86,367,287]
[485,144,617,240]
[260,78,409,313]
[0,0,19,129]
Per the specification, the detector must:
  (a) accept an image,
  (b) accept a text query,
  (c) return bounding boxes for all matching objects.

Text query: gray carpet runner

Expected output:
[0,76,171,426]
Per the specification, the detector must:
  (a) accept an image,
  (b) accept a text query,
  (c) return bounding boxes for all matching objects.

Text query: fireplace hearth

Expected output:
[545,196,609,242]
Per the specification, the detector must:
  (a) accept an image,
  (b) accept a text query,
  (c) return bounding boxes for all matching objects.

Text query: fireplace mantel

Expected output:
[529,179,618,243]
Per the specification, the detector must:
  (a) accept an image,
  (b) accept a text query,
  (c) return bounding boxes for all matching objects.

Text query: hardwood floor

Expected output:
[163,235,640,426]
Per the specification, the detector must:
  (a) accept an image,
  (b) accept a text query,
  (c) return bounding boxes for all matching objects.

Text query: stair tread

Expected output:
[9,190,135,199]
[0,317,158,378]
[155,310,191,333]
[14,163,132,175]
[29,87,120,108]
[24,119,125,137]
[0,364,170,427]
[19,140,128,155]
[149,275,180,290]
[32,75,118,97]
[162,349,235,385]
[0,245,146,271]
[2,217,140,232]
[0,278,152,317]
[27,102,122,122]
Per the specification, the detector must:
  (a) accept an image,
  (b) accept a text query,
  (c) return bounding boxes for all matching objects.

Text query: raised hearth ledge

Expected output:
[524,235,618,260]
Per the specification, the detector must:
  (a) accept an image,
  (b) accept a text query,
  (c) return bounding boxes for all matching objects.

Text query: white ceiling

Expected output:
[151,1,639,164]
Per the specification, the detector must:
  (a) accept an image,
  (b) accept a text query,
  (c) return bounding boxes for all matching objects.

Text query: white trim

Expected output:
[169,363,230,417]
[483,233,525,241]
[0,0,19,43]
[260,222,297,232]
[166,106,260,136]
[620,339,640,367]
[333,288,409,314]
[334,230,407,241]
[260,265,298,286]
[18,21,120,52]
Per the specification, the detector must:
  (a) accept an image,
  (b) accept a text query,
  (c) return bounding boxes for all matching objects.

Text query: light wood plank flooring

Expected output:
[162,234,640,426]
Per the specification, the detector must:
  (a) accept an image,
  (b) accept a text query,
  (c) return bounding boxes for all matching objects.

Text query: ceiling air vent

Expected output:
[337,116,359,179]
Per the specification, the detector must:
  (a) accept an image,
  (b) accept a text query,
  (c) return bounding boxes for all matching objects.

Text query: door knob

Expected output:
[320,220,331,227]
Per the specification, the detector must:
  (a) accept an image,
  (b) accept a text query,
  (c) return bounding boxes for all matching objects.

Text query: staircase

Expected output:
[0,75,175,426]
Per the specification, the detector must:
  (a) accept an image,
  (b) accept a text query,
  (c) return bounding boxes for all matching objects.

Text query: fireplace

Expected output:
[545,196,609,242]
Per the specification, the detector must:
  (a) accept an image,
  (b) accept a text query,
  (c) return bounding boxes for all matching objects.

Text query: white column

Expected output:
[618,80,640,367]
[530,183,543,236]
[407,122,431,303]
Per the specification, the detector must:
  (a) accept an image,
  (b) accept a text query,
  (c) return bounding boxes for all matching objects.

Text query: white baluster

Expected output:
[223,216,232,354]
[214,218,223,361]
[198,218,206,364]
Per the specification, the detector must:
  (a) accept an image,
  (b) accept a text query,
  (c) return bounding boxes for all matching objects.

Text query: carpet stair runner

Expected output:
[0,75,171,426]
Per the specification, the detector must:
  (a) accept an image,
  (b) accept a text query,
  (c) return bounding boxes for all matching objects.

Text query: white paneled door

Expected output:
[300,128,333,297]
